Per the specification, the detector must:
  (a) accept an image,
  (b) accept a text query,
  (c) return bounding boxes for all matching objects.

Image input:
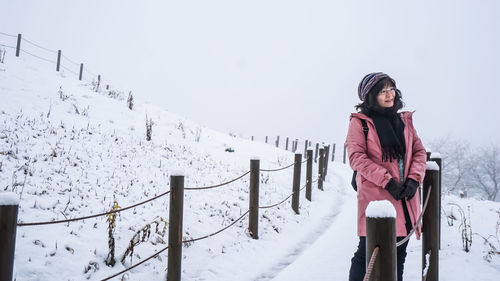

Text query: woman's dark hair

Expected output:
[355,77,404,115]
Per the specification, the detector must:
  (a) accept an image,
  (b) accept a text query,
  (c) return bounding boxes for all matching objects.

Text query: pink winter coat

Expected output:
[345,111,427,238]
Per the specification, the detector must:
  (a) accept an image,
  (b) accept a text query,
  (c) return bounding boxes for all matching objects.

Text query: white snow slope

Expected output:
[0,49,499,281]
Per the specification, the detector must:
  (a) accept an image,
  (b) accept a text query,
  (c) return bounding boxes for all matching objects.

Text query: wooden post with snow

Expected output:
[167,175,184,281]
[56,50,61,71]
[303,139,308,156]
[0,193,20,281]
[249,158,260,239]
[324,145,330,176]
[422,162,440,281]
[15,34,21,57]
[332,143,336,162]
[430,153,442,250]
[318,147,325,190]
[366,200,397,281]
[265,136,268,144]
[275,136,280,148]
[306,149,313,201]
[314,143,319,163]
[291,153,302,214]
[286,137,289,150]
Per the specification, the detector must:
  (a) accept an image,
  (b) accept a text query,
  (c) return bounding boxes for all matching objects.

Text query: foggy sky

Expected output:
[2,0,499,149]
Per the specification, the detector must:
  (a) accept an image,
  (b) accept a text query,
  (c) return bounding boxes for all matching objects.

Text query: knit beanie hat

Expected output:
[357,72,390,101]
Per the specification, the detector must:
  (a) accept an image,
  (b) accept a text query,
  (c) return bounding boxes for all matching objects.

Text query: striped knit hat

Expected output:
[357,72,390,101]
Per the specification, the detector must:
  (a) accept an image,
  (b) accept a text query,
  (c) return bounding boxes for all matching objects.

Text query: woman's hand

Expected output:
[384,178,404,200]
[401,178,419,200]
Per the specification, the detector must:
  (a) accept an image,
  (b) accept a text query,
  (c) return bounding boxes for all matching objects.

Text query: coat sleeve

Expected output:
[407,119,427,184]
[345,117,392,188]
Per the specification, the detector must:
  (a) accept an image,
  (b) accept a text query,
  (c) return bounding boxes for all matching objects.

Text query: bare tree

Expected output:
[469,145,500,201]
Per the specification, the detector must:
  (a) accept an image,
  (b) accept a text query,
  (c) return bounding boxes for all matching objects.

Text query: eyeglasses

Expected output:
[378,87,396,96]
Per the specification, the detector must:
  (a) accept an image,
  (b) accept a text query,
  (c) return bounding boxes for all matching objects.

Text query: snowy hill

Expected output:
[1,48,499,280]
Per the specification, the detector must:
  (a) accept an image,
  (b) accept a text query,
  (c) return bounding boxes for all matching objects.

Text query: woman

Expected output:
[345,72,427,281]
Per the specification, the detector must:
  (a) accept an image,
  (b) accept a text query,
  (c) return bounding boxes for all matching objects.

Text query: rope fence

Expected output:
[0,31,17,38]
[22,37,57,54]
[363,246,379,281]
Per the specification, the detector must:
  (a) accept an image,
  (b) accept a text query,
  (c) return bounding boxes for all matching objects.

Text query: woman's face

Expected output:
[377,86,396,108]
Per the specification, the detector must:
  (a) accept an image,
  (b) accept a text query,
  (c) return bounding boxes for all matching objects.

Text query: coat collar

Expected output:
[350,111,415,125]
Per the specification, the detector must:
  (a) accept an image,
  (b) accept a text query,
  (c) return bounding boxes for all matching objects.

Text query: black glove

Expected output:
[401,178,419,200]
[384,178,404,200]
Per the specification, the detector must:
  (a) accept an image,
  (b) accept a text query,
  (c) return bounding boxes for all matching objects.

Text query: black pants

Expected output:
[349,199,413,281]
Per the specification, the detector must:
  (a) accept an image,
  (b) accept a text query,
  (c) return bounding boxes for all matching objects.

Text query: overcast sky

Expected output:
[2,0,499,149]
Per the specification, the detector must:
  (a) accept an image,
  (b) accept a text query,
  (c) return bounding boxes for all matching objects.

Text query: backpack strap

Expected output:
[360,119,369,141]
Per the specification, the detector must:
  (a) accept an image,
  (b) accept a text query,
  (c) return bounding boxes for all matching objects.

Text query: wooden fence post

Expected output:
[306,149,313,201]
[304,139,308,156]
[291,153,302,214]
[56,50,61,71]
[318,147,325,190]
[95,74,101,92]
[79,63,84,81]
[15,34,21,57]
[324,145,330,176]
[276,136,280,148]
[251,136,254,141]
[422,162,440,281]
[315,143,319,163]
[426,151,431,161]
[286,137,289,150]
[249,158,260,239]
[366,200,397,281]
[430,153,442,250]
[332,143,336,162]
[265,136,268,144]
[167,175,185,281]
[343,143,347,164]
[0,193,19,281]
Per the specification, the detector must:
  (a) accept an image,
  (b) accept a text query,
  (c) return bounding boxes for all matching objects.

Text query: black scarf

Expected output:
[368,108,406,162]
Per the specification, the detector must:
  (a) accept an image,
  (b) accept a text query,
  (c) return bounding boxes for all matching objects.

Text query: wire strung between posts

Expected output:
[21,49,56,64]
[60,64,80,77]
[260,161,297,172]
[185,170,250,190]
[183,210,250,243]
[83,67,98,77]
[100,245,170,281]
[0,31,17,38]
[22,37,57,53]
[259,179,315,209]
[0,44,16,49]
[17,190,171,226]
[396,183,432,247]
[363,246,380,281]
[61,54,80,66]
[101,210,250,280]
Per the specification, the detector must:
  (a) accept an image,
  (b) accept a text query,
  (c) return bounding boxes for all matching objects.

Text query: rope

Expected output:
[17,190,171,226]
[363,246,379,281]
[60,64,80,76]
[20,49,56,64]
[185,171,250,190]
[101,210,249,280]
[183,210,250,243]
[260,161,296,172]
[396,183,432,247]
[259,180,310,209]
[61,54,80,66]
[84,67,98,77]
[22,37,57,53]
[0,32,17,38]
[0,44,16,49]
[101,245,169,281]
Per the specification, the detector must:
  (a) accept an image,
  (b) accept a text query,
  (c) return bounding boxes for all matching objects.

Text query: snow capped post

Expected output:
[365,200,397,281]
[315,143,319,163]
[275,136,280,148]
[167,174,184,281]
[249,158,260,239]
[265,136,268,144]
[318,147,325,190]
[286,137,289,150]
[0,192,19,281]
[303,139,308,156]
[291,153,302,214]
[79,63,84,81]
[306,149,313,201]
[430,152,442,250]
[422,161,440,281]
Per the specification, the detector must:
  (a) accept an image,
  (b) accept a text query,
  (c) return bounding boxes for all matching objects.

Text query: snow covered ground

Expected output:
[1,47,499,281]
